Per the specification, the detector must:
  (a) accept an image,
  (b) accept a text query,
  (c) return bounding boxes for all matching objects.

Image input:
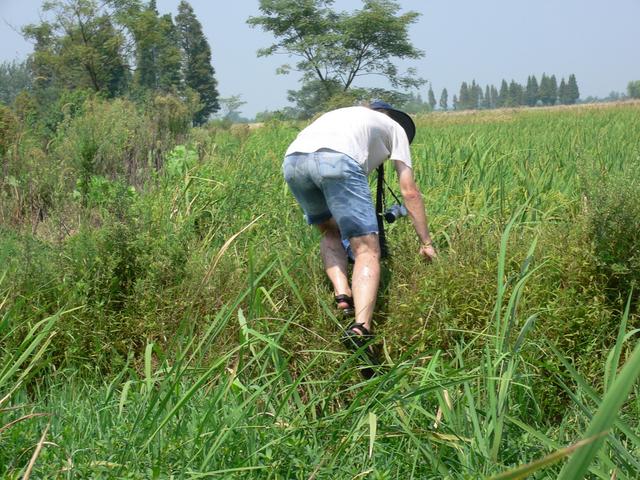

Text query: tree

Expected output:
[427,86,436,110]
[470,80,482,110]
[439,88,448,111]
[458,81,470,110]
[247,0,425,110]
[22,0,129,97]
[628,80,640,99]
[218,94,248,123]
[549,75,558,105]
[128,2,182,93]
[538,73,558,106]
[525,75,538,106]
[483,85,491,109]
[452,94,458,110]
[507,80,524,106]
[558,78,567,104]
[566,74,579,104]
[497,80,509,107]
[176,0,219,124]
[0,60,32,105]
[490,85,498,109]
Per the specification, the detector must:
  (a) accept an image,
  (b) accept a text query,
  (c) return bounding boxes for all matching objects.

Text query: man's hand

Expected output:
[419,243,437,261]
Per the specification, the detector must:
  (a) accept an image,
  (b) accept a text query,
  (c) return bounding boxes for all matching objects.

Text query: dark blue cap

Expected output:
[369,100,416,144]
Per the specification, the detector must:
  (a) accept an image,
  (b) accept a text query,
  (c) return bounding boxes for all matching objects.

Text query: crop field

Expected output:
[1,102,640,478]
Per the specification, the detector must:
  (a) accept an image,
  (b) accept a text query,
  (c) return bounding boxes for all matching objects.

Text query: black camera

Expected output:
[383,204,407,223]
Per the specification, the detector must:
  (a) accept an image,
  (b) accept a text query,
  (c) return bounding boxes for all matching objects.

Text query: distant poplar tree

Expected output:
[439,88,448,110]
[525,75,539,106]
[566,74,579,104]
[628,80,640,98]
[452,94,458,110]
[483,85,491,109]
[558,78,567,104]
[498,80,509,107]
[539,73,554,105]
[427,86,436,110]
[176,0,219,124]
[490,85,498,108]
[508,80,524,106]
[549,75,558,105]
[459,81,470,110]
[471,79,482,109]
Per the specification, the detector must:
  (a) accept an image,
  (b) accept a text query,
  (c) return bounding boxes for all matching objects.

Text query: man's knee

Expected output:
[317,217,340,236]
[350,234,381,257]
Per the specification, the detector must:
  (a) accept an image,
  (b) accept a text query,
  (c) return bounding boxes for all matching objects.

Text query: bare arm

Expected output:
[393,160,437,259]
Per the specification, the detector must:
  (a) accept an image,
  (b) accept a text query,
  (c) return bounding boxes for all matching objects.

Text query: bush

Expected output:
[584,167,640,308]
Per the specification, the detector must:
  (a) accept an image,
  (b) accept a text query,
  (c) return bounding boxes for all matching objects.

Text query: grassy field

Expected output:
[1,102,640,478]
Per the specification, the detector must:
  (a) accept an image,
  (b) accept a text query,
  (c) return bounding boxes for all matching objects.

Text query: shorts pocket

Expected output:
[317,156,349,179]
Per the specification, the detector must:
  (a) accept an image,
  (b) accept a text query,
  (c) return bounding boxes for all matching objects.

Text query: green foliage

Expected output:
[164,144,198,178]
[0,60,32,106]
[401,91,432,114]
[128,3,183,93]
[22,0,129,97]
[176,0,220,125]
[584,167,640,307]
[248,0,425,110]
[0,104,19,159]
[439,87,448,110]
[627,80,640,99]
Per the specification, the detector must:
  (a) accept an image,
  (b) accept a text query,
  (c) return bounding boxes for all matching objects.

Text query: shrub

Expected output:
[584,167,640,308]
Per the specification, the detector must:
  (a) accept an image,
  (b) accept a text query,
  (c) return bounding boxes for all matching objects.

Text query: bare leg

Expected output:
[317,218,352,305]
[349,234,381,333]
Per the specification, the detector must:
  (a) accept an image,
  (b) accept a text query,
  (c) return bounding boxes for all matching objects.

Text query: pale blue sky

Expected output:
[2,0,639,117]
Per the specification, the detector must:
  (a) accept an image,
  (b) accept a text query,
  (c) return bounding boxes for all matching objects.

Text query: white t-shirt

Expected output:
[285,106,412,175]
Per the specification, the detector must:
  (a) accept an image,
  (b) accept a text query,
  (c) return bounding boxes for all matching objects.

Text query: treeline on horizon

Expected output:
[432,73,580,112]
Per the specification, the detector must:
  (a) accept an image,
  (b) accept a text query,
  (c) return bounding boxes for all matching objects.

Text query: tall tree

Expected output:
[490,85,498,109]
[507,80,524,106]
[247,0,425,110]
[558,78,567,104]
[439,88,448,111]
[0,60,32,105]
[497,80,509,108]
[549,75,558,105]
[452,94,458,110]
[458,81,470,110]
[176,0,219,124]
[22,0,129,97]
[627,80,640,99]
[566,74,579,104]
[471,80,482,109]
[525,75,539,106]
[539,73,554,106]
[427,85,436,110]
[483,85,491,109]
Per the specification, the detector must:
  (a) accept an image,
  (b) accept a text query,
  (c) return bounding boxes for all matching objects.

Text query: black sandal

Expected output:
[335,294,355,317]
[341,322,380,379]
[341,322,374,352]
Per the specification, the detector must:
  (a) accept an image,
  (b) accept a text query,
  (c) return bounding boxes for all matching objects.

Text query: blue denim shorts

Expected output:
[282,150,379,240]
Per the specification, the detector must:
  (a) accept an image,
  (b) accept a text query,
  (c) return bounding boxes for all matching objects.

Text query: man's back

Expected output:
[285,106,412,174]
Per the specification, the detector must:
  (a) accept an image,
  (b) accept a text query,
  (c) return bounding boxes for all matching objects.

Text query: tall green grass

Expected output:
[1,103,639,477]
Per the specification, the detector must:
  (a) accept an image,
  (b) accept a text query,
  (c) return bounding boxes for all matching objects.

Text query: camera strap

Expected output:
[376,164,389,258]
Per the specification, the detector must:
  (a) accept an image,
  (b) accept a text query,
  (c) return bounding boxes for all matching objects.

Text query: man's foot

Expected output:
[335,294,355,317]
[341,322,380,379]
[341,322,373,352]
